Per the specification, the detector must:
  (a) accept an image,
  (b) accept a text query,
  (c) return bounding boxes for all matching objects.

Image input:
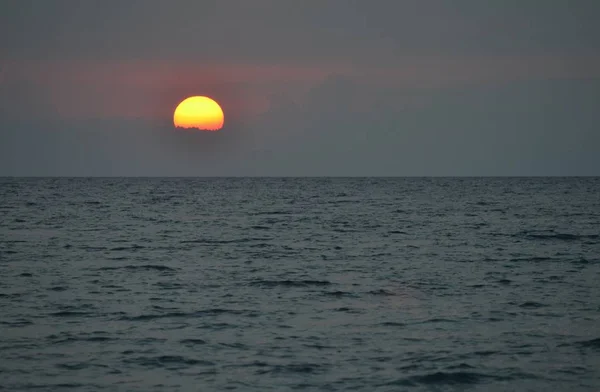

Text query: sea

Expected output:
[1,177,599,391]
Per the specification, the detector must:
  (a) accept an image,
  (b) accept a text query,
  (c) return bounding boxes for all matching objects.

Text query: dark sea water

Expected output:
[1,177,599,391]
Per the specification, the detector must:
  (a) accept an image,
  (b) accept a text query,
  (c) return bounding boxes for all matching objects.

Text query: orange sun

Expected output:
[173,96,224,131]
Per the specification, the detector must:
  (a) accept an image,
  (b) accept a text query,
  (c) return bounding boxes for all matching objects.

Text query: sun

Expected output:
[173,96,224,131]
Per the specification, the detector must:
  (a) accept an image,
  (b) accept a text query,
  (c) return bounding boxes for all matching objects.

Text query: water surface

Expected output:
[1,178,599,391]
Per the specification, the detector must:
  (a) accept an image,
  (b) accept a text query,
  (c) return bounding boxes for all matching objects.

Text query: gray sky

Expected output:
[1,0,599,176]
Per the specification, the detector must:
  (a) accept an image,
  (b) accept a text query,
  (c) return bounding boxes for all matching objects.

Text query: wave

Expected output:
[383,371,504,387]
[251,210,290,216]
[368,289,396,296]
[255,363,327,375]
[250,225,271,230]
[518,301,547,309]
[97,265,177,272]
[123,355,214,368]
[322,290,355,297]
[575,338,600,349]
[419,318,459,324]
[46,334,116,344]
[56,362,92,370]
[121,308,252,321]
[1,319,33,327]
[109,244,145,251]
[334,307,361,313]
[380,321,406,327]
[180,238,271,244]
[516,231,598,241]
[249,280,332,288]
[12,383,86,389]
[49,311,93,317]
[510,257,553,262]
[179,338,207,345]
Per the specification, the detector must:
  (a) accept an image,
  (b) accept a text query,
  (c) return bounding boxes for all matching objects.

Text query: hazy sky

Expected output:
[1,0,599,176]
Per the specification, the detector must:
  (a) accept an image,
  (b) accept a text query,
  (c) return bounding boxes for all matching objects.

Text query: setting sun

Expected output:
[173,96,224,131]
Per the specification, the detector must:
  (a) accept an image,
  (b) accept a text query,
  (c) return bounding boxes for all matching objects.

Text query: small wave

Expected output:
[572,258,593,264]
[328,199,360,205]
[420,318,458,324]
[109,244,145,251]
[225,360,270,369]
[196,322,236,329]
[518,231,598,241]
[124,355,214,368]
[46,334,115,344]
[1,319,33,327]
[303,343,335,350]
[249,280,332,288]
[49,311,92,317]
[255,363,326,375]
[220,342,248,349]
[251,210,290,216]
[510,256,553,262]
[371,252,393,257]
[380,321,406,327]
[555,366,588,375]
[0,293,23,299]
[84,336,114,342]
[180,338,207,345]
[518,301,546,309]
[384,371,502,387]
[97,265,177,272]
[180,237,271,244]
[332,228,360,233]
[474,350,498,357]
[14,383,85,389]
[368,289,396,296]
[447,363,476,370]
[322,290,354,297]
[575,338,600,349]
[154,282,184,290]
[249,242,272,248]
[121,308,249,321]
[334,307,360,313]
[55,362,100,370]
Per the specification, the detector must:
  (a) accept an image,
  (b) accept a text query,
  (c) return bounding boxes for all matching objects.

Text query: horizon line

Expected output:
[1,175,599,179]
